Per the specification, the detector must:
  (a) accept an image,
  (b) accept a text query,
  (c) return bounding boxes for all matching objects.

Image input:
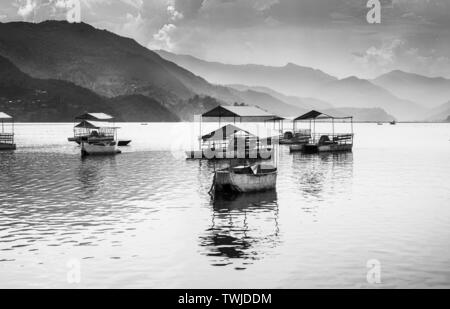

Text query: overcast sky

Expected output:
[1,0,449,78]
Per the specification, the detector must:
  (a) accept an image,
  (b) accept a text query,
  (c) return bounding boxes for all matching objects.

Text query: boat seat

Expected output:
[333,134,353,142]
[318,135,333,145]
[232,166,254,174]
[283,131,294,139]
[257,165,277,174]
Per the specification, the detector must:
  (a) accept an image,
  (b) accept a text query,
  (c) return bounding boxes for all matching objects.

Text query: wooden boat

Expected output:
[0,112,16,151]
[186,124,273,160]
[71,113,122,156]
[81,140,121,156]
[303,135,353,153]
[289,143,305,152]
[292,110,354,154]
[213,164,277,194]
[280,130,311,145]
[69,137,131,147]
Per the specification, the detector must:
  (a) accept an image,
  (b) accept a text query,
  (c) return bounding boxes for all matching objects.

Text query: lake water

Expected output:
[0,123,449,288]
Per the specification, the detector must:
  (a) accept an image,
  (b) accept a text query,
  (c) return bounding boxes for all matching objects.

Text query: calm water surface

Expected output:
[0,123,449,288]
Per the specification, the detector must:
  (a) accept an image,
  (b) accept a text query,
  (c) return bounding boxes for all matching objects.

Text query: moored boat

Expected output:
[71,113,122,156]
[0,112,16,151]
[187,105,278,160]
[290,110,354,154]
[213,164,277,194]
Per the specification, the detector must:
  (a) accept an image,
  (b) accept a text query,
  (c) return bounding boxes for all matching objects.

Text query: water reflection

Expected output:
[77,156,118,198]
[200,191,280,269]
[290,152,354,201]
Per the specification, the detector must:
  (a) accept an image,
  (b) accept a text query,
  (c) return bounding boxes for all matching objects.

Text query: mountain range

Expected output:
[156,50,450,122]
[0,21,448,122]
[0,21,307,120]
[0,54,179,122]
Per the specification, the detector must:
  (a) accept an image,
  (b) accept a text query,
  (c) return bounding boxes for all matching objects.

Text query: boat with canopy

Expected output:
[186,105,277,160]
[289,110,354,153]
[0,112,16,151]
[194,105,279,194]
[70,113,121,156]
[68,113,131,147]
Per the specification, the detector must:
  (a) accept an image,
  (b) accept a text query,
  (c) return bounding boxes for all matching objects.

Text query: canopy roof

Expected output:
[202,105,276,119]
[75,113,114,121]
[294,110,353,121]
[0,112,13,120]
[75,120,118,129]
[202,124,253,142]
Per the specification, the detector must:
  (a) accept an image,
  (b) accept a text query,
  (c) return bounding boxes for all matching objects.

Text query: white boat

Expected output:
[0,112,16,151]
[213,164,277,194]
[81,140,121,156]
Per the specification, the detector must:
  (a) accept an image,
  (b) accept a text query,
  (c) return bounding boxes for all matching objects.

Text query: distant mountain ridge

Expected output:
[425,101,450,122]
[373,70,450,108]
[156,50,436,121]
[156,50,337,98]
[0,21,446,122]
[314,76,424,121]
[0,21,307,119]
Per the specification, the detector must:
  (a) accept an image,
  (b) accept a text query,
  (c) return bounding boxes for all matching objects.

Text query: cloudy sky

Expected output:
[1,0,449,78]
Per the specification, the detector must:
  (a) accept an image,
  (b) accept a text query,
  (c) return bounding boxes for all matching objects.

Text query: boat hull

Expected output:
[186,149,273,160]
[214,170,277,193]
[70,136,131,147]
[118,140,132,147]
[303,143,353,154]
[289,144,305,152]
[81,142,121,156]
[0,143,16,151]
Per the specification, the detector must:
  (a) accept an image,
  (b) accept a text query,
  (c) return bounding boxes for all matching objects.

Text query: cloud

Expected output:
[354,39,405,69]
[148,23,177,51]
[167,4,183,21]
[16,0,37,18]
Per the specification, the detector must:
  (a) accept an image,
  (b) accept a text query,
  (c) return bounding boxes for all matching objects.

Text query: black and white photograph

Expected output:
[0,0,449,293]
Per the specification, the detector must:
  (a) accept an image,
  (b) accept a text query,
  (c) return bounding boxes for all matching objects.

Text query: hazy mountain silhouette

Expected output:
[373,70,450,109]
[0,21,307,118]
[227,84,333,110]
[157,50,432,121]
[156,50,337,98]
[314,77,425,121]
[425,101,450,122]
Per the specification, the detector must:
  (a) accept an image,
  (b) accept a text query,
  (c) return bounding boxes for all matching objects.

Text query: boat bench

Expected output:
[333,134,353,142]
[0,133,14,143]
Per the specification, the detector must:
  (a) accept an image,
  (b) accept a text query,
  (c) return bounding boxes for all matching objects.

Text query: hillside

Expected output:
[373,70,450,108]
[0,55,180,122]
[323,108,395,122]
[425,101,450,122]
[227,84,333,110]
[0,21,305,119]
[314,77,425,121]
[156,50,337,98]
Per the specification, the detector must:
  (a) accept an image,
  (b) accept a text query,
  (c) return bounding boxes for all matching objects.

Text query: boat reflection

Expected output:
[291,152,354,202]
[200,191,280,269]
[77,155,118,198]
